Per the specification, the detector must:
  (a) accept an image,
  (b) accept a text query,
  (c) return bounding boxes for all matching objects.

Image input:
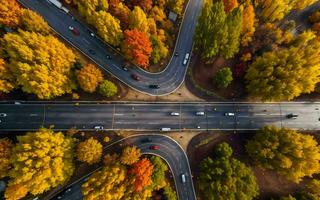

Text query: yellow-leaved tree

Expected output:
[0,58,15,93]
[76,64,104,93]
[1,30,76,99]
[76,137,103,164]
[19,9,51,35]
[5,128,77,199]
[0,138,13,178]
[82,164,127,200]
[120,146,141,165]
[246,126,320,183]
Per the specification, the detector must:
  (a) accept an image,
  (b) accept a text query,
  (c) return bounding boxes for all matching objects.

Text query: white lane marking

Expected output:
[114,113,124,116]
[254,114,267,116]
[112,64,118,68]
[82,38,90,45]
[237,115,249,117]
[30,114,38,116]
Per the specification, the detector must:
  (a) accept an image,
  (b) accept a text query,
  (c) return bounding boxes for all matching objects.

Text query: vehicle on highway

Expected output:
[122,66,128,71]
[196,111,205,116]
[106,55,111,59]
[149,84,160,89]
[141,138,152,143]
[131,74,140,81]
[89,49,96,55]
[225,112,235,116]
[183,53,190,65]
[197,125,201,129]
[68,26,80,36]
[149,145,160,150]
[0,113,7,117]
[170,112,180,116]
[174,52,179,56]
[94,126,104,130]
[90,32,95,37]
[65,188,72,193]
[160,127,171,131]
[14,101,21,105]
[287,113,298,119]
[181,173,186,183]
[212,107,217,111]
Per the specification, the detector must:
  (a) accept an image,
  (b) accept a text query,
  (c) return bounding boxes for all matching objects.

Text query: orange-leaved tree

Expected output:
[0,0,22,28]
[223,0,238,13]
[122,29,153,69]
[4,184,28,200]
[129,158,154,192]
[76,64,104,93]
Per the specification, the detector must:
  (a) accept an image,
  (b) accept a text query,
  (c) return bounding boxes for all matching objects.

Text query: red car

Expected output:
[131,74,140,81]
[68,26,80,36]
[149,145,160,150]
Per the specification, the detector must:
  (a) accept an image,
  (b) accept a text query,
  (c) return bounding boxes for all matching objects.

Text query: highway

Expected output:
[17,0,203,96]
[49,134,196,200]
[1,102,320,131]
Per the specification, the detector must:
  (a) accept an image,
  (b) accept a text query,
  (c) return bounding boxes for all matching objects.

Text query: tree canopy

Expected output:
[245,31,320,101]
[20,9,50,35]
[213,67,233,88]
[246,126,320,183]
[76,64,104,93]
[1,30,76,99]
[98,80,118,97]
[120,146,141,165]
[122,29,153,68]
[0,0,22,28]
[5,128,76,199]
[0,138,13,178]
[195,0,243,60]
[199,142,259,200]
[77,137,103,165]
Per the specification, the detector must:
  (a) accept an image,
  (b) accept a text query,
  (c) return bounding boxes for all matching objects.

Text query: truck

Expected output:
[47,0,69,13]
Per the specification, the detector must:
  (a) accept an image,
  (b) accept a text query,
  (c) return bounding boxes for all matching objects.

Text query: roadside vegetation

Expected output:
[64,0,185,69]
[0,0,119,100]
[190,127,320,199]
[0,129,177,200]
[192,0,320,102]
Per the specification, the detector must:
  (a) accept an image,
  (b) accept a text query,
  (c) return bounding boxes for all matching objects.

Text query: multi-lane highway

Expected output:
[17,0,203,96]
[50,134,196,200]
[1,102,320,131]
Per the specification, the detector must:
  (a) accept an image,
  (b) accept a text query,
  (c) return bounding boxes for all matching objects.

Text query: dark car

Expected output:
[131,74,140,81]
[89,49,96,55]
[174,52,179,56]
[106,55,111,59]
[149,84,160,89]
[122,66,128,71]
[68,26,80,36]
[141,138,152,143]
[149,145,160,150]
[287,113,298,119]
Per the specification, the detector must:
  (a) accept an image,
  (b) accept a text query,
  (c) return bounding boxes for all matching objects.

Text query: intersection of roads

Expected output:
[4,0,320,200]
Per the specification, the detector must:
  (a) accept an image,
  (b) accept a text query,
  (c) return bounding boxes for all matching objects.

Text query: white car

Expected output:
[181,174,186,183]
[170,112,180,116]
[160,128,171,131]
[0,113,7,117]
[225,112,235,116]
[94,126,104,130]
[196,111,205,116]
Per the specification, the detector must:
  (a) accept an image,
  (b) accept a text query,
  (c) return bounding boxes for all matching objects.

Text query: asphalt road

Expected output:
[17,0,203,96]
[1,102,320,131]
[48,134,196,200]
